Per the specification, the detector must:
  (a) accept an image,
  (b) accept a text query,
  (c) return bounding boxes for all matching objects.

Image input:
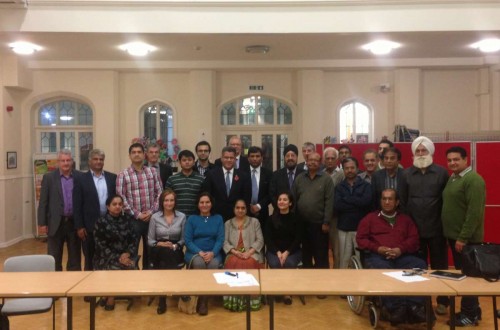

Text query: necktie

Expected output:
[288,171,294,189]
[225,171,231,196]
[251,169,258,204]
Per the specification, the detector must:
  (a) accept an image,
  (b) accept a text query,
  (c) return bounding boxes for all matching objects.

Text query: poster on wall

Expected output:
[33,153,58,238]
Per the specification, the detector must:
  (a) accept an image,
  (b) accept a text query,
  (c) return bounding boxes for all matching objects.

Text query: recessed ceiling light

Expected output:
[470,38,500,53]
[362,40,401,55]
[119,42,156,56]
[245,45,270,54]
[9,42,42,55]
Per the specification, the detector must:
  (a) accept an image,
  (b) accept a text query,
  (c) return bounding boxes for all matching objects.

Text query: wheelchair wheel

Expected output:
[347,255,365,314]
[368,303,379,328]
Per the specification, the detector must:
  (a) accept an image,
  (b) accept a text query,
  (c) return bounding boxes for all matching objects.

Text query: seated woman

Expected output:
[223,199,264,311]
[148,188,186,315]
[184,192,224,316]
[264,192,303,305]
[94,194,138,311]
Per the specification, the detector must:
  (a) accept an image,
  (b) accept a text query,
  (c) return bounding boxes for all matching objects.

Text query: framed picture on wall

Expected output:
[7,151,17,169]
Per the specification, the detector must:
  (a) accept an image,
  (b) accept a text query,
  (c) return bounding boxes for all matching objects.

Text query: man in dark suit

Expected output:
[247,146,273,227]
[73,149,117,271]
[202,146,251,221]
[214,136,250,173]
[269,144,304,208]
[146,143,173,188]
[37,149,82,271]
[371,147,405,209]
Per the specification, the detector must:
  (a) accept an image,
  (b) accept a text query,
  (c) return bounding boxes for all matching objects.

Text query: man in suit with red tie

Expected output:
[73,149,117,271]
[202,146,251,221]
[247,146,273,227]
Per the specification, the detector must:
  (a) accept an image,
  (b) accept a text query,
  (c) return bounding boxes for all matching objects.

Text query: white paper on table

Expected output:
[383,271,429,283]
[213,271,260,287]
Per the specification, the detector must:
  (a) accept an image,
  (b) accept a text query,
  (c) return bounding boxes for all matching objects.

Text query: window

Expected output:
[142,102,175,157]
[339,101,372,143]
[219,95,293,170]
[36,99,93,170]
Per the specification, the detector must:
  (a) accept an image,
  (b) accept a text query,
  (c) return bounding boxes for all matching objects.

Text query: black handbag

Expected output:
[461,243,500,282]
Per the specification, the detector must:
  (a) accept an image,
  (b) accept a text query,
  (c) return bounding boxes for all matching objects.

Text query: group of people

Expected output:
[34,134,487,326]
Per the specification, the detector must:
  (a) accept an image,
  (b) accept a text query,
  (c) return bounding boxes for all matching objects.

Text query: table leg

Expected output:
[426,297,432,330]
[493,296,498,330]
[269,296,274,330]
[90,297,96,330]
[67,297,72,330]
[246,296,251,330]
[449,296,455,330]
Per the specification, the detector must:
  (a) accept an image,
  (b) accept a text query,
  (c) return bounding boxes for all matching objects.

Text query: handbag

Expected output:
[461,243,500,282]
[177,296,198,314]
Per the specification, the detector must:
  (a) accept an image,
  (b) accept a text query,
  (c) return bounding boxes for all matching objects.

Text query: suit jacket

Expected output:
[269,166,305,208]
[37,169,82,237]
[214,156,251,173]
[202,167,251,221]
[371,167,405,210]
[249,166,273,225]
[73,170,117,232]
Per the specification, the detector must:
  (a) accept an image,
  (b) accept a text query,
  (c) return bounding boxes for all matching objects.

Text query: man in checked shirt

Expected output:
[117,143,162,269]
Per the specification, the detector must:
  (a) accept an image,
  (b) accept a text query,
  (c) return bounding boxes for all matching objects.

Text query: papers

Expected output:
[383,271,429,283]
[213,272,260,287]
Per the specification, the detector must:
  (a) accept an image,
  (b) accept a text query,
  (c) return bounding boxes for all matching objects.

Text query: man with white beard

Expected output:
[400,136,450,316]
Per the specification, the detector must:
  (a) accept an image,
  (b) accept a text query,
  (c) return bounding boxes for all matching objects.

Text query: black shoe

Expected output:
[317,295,327,299]
[408,304,433,324]
[104,304,115,311]
[157,297,167,315]
[97,297,107,307]
[283,296,292,305]
[84,296,91,303]
[389,306,408,326]
[447,312,479,327]
[197,297,208,316]
[496,310,500,319]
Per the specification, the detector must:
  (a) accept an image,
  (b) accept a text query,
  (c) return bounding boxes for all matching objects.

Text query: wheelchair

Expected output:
[346,253,382,329]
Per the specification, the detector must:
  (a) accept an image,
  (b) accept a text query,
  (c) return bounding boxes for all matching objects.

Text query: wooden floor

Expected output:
[0,238,498,330]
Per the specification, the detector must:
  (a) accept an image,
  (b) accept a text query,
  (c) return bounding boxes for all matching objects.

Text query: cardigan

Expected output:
[223,216,264,263]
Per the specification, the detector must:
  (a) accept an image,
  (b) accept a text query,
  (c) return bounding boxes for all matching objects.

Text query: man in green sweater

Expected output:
[442,146,485,327]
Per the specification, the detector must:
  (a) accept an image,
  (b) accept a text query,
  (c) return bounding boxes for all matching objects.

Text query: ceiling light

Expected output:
[119,42,156,56]
[362,40,401,55]
[470,38,500,53]
[9,42,42,55]
[245,45,270,54]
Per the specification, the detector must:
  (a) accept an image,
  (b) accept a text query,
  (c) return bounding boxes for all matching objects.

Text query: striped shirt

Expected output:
[116,165,162,218]
[166,171,205,216]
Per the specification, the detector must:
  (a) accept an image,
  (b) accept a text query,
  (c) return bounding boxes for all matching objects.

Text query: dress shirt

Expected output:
[147,211,186,247]
[60,171,74,216]
[91,170,108,216]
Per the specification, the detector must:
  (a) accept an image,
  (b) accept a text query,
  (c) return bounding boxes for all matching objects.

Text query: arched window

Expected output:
[142,102,175,158]
[219,95,293,170]
[339,101,372,143]
[35,99,93,170]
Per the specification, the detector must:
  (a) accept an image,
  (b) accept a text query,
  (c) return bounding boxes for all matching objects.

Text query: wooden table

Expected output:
[67,269,260,330]
[259,269,457,330]
[438,275,500,330]
[0,271,91,330]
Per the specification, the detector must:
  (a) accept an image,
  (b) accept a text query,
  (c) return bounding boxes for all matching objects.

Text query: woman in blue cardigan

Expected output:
[184,192,224,315]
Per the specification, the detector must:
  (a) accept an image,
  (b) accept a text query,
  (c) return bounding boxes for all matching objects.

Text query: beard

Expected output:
[413,155,433,169]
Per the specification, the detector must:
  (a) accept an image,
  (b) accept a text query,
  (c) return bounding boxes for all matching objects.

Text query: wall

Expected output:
[0,63,497,245]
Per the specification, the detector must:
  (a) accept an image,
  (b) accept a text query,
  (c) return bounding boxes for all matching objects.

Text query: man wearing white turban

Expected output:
[400,136,450,316]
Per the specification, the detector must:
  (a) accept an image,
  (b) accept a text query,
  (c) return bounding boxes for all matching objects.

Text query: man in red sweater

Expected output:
[357,188,431,326]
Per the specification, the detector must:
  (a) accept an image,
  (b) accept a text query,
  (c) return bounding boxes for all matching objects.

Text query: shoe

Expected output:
[340,295,347,299]
[104,304,115,311]
[98,297,107,307]
[436,303,448,315]
[283,296,292,305]
[317,295,327,299]
[389,306,408,326]
[496,310,500,318]
[409,304,434,324]
[84,296,91,303]
[157,297,167,315]
[447,312,479,327]
[197,297,208,316]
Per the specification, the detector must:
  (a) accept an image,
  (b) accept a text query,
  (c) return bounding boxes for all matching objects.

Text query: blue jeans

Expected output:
[365,253,427,310]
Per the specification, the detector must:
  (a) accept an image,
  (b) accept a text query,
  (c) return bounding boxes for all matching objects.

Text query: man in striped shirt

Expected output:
[117,142,162,269]
[166,150,205,216]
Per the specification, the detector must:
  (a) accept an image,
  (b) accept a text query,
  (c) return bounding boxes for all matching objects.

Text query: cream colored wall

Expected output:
[0,64,497,245]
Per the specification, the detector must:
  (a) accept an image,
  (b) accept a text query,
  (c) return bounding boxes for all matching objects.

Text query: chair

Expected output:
[1,255,56,330]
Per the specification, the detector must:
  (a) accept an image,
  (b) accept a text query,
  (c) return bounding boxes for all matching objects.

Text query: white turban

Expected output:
[411,136,435,156]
